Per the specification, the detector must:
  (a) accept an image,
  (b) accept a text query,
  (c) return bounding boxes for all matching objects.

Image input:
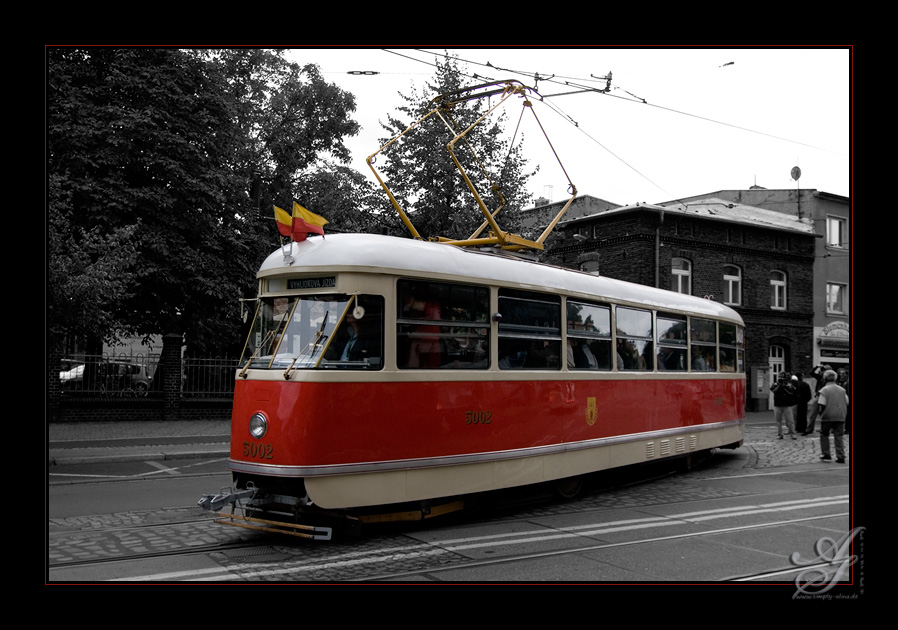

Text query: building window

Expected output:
[827,216,847,248]
[672,258,691,295]
[723,265,742,306]
[827,283,847,315]
[770,270,787,310]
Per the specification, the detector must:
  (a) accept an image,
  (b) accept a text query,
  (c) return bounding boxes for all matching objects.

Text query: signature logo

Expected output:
[791,527,864,598]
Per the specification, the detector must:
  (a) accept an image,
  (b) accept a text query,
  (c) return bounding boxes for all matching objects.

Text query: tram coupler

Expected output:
[197,487,257,512]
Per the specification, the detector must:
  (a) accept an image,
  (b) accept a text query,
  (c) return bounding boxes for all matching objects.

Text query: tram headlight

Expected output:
[248,412,268,439]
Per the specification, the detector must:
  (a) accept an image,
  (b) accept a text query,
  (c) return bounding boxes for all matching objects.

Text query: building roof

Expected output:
[560,197,817,236]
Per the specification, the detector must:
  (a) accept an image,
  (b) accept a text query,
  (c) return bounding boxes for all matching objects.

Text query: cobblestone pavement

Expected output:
[743,424,850,468]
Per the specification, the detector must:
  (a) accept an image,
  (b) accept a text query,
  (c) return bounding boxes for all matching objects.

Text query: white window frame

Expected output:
[672,258,691,295]
[723,265,742,306]
[826,282,848,315]
[770,270,787,310]
[826,216,848,249]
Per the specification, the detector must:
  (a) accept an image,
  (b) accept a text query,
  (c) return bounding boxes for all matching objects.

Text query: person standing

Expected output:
[771,371,798,440]
[818,370,849,463]
[794,372,812,434]
[803,364,829,435]
[837,368,851,436]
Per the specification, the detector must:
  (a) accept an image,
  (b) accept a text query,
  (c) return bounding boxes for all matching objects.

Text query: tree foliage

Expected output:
[47,48,365,352]
[377,56,535,241]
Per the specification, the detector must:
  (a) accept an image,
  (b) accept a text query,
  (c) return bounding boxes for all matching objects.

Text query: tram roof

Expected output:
[260,234,743,323]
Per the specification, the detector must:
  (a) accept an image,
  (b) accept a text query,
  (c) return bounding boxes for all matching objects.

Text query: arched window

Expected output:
[672,258,691,295]
[723,265,742,306]
[770,270,787,310]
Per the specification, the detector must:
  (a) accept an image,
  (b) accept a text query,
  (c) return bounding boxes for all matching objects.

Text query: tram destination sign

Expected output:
[288,276,337,290]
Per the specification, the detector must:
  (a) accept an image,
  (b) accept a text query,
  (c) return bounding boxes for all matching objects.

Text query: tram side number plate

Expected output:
[466,411,492,425]
[243,442,274,459]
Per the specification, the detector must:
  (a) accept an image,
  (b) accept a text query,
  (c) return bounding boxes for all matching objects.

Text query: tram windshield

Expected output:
[240,294,384,371]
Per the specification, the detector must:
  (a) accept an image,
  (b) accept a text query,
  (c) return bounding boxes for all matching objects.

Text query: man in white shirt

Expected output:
[817,370,849,463]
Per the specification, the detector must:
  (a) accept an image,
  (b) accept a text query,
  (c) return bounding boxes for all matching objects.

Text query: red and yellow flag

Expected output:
[292,202,329,228]
[273,203,329,242]
[274,205,293,238]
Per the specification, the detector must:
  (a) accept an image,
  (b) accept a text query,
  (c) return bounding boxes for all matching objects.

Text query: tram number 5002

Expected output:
[465,410,492,425]
[242,441,274,459]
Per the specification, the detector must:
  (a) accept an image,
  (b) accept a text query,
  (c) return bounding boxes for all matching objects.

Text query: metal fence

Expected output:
[182,356,239,399]
[58,353,238,399]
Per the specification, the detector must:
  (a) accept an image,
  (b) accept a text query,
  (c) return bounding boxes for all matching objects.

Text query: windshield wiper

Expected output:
[283,311,329,380]
[238,329,277,379]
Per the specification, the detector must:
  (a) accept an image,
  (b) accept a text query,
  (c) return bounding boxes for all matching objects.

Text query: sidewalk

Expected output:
[48,419,230,466]
[47,411,844,468]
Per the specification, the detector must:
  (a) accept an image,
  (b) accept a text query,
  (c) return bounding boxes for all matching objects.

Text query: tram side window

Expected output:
[719,322,745,373]
[616,306,653,371]
[322,295,385,369]
[567,301,612,370]
[397,280,489,369]
[656,313,687,371]
[498,289,561,370]
[690,317,717,371]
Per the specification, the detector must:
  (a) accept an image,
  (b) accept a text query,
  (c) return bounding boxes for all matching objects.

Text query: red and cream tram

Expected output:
[200,80,745,539]
[202,232,745,537]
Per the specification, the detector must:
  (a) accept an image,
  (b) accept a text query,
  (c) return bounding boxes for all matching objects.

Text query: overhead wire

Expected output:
[382,48,842,200]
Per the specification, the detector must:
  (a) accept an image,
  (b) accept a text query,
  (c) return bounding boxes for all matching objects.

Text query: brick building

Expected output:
[670,188,850,374]
[546,196,817,411]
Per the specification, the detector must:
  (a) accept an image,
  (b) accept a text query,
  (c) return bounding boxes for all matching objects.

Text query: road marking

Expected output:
[146,461,181,475]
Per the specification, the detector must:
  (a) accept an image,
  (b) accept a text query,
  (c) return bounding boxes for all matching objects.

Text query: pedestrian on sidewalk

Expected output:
[772,371,798,440]
[794,372,812,434]
[803,364,829,435]
[818,370,849,463]
[838,367,851,436]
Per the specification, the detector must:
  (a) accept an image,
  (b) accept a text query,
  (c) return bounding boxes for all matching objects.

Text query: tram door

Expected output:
[768,345,785,408]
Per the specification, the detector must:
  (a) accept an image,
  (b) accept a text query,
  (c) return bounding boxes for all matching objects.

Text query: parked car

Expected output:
[59,360,153,394]
[59,364,85,389]
[100,361,153,394]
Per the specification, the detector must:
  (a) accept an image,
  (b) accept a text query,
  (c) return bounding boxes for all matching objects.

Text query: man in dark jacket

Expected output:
[772,371,798,440]
[794,373,813,434]
[803,364,830,435]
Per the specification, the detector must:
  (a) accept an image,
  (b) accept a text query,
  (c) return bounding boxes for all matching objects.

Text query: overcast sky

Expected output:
[285,47,850,208]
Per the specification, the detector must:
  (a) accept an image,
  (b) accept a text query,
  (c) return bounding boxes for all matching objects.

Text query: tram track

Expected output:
[48,539,263,570]
[345,511,850,583]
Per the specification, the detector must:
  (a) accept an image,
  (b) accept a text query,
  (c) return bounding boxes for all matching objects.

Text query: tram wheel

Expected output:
[682,449,711,472]
[553,476,583,500]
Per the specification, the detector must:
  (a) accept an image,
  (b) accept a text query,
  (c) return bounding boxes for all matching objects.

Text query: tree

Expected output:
[376,56,535,242]
[47,48,363,353]
[294,164,399,235]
